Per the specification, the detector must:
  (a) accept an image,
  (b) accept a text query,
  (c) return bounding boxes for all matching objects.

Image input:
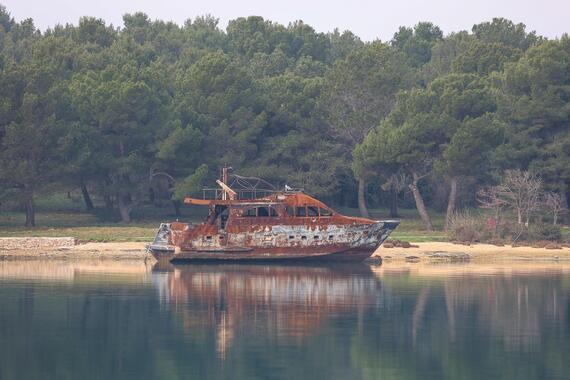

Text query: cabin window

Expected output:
[295,207,306,217]
[328,235,334,240]
[314,235,319,240]
[257,206,277,217]
[243,208,257,217]
[286,206,295,216]
[243,206,278,217]
[307,206,319,217]
[320,208,332,217]
[301,236,307,240]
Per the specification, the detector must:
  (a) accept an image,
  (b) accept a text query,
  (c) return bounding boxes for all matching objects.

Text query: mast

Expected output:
[218,166,236,200]
[222,166,229,200]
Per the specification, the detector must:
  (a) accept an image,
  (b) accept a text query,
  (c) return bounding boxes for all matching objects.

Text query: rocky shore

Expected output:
[0,237,76,250]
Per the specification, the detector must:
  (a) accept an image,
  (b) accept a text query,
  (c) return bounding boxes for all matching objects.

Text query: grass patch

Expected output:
[0,206,206,242]
[0,204,451,243]
[0,226,157,242]
[390,231,447,242]
[562,226,570,241]
[338,206,448,242]
[0,211,101,228]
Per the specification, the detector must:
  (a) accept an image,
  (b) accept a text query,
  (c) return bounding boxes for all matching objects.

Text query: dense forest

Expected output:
[0,4,568,228]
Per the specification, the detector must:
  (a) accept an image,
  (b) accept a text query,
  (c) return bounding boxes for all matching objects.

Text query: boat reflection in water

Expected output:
[152,262,384,359]
[1,261,570,378]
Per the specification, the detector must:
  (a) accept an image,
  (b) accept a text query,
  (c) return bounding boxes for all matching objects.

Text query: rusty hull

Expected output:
[149,192,399,262]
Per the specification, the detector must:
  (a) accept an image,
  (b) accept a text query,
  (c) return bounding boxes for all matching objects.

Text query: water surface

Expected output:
[0,260,569,380]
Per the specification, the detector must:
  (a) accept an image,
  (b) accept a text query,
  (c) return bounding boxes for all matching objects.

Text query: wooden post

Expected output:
[221,167,228,200]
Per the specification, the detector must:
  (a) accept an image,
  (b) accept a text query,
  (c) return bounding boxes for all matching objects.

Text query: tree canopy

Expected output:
[0,5,567,227]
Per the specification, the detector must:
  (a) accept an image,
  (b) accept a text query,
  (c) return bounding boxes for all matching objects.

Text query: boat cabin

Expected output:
[184,192,343,232]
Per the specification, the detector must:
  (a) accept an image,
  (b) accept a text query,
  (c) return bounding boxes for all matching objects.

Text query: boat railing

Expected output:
[201,187,303,200]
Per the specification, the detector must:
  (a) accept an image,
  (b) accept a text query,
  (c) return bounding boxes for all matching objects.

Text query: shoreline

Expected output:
[1,240,570,262]
[0,241,150,261]
[377,241,570,263]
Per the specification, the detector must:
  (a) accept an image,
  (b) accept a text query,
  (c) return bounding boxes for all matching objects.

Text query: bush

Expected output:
[498,221,522,242]
[529,224,562,242]
[447,211,483,243]
[515,223,562,243]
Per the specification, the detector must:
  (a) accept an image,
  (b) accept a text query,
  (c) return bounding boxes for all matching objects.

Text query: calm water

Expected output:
[0,260,569,380]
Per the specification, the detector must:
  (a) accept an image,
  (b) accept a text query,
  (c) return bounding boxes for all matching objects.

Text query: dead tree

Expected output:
[499,170,542,226]
[477,185,507,237]
[477,185,507,221]
[543,192,568,225]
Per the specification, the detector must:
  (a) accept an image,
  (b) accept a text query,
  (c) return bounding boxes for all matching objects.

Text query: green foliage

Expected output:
[73,17,117,47]
[322,42,415,148]
[517,223,563,242]
[530,223,563,242]
[0,5,567,229]
[156,123,203,163]
[496,36,570,193]
[172,164,208,201]
[452,41,522,75]
[472,18,541,50]
[327,29,363,62]
[356,73,498,178]
[439,115,504,178]
[423,31,474,80]
[391,22,443,67]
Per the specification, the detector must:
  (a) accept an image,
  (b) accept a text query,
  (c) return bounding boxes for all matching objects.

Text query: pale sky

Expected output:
[1,0,568,41]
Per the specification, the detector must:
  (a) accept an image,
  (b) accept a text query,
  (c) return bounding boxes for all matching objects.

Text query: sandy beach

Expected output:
[376,241,570,262]
[1,240,569,262]
[0,241,150,260]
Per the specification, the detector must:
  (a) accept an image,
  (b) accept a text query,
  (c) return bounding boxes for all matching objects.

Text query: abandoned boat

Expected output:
[149,169,399,262]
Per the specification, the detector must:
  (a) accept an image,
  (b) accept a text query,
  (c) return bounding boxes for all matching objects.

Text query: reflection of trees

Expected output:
[354,270,570,380]
[413,274,569,351]
[412,286,430,346]
[0,274,161,379]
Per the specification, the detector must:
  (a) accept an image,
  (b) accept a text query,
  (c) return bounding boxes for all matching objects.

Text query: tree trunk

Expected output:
[173,200,181,218]
[358,177,370,218]
[445,177,458,231]
[25,193,35,228]
[389,187,399,218]
[560,186,570,224]
[409,172,433,231]
[104,194,113,211]
[117,195,131,223]
[80,183,94,212]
